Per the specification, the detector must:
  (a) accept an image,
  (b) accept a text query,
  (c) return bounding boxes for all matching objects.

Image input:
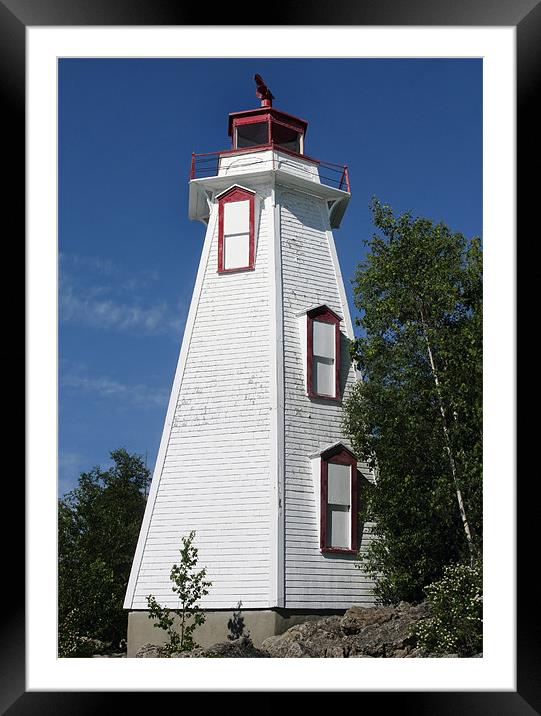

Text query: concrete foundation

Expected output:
[127,608,344,657]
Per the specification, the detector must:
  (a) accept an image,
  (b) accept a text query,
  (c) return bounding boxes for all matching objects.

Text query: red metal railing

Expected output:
[189,143,350,193]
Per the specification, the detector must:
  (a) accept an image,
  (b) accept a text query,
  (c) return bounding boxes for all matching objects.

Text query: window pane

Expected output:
[271,122,301,153]
[313,320,335,359]
[224,233,250,270]
[236,122,268,148]
[328,505,350,549]
[327,463,351,505]
[313,356,334,396]
[224,200,250,235]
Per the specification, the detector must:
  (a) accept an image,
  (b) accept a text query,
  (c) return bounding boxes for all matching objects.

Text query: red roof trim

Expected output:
[215,184,256,200]
[306,304,342,322]
[320,442,356,462]
[228,107,308,137]
[232,113,272,128]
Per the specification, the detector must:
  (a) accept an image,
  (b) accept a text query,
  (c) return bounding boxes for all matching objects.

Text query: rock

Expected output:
[135,637,267,658]
[342,602,429,657]
[135,643,166,658]
[171,636,269,658]
[341,605,395,634]
[261,602,431,658]
[262,616,349,658]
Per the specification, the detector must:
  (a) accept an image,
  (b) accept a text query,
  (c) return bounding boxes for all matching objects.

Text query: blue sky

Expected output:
[58,57,482,496]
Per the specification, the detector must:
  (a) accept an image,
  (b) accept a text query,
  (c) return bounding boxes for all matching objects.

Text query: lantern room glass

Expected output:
[233,116,304,154]
[235,121,269,148]
[271,121,302,153]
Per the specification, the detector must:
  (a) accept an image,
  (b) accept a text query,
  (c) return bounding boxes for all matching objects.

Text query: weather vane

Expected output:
[254,74,274,107]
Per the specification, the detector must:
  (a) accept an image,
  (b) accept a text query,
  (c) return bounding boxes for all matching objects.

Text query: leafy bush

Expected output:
[58,449,151,657]
[57,609,97,658]
[147,531,212,655]
[412,561,482,656]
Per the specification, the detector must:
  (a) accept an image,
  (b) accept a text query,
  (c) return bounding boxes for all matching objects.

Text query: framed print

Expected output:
[9,0,535,711]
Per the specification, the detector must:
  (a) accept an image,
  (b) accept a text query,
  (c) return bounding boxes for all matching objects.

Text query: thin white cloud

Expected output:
[59,277,183,336]
[60,253,160,290]
[59,254,181,335]
[61,373,169,408]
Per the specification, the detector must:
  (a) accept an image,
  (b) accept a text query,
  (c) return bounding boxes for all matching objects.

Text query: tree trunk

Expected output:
[418,306,475,563]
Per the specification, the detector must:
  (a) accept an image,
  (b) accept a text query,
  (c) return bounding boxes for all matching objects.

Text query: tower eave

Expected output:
[188,171,350,228]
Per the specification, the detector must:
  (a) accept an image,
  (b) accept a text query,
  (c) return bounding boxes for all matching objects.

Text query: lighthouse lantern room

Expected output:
[125,75,376,655]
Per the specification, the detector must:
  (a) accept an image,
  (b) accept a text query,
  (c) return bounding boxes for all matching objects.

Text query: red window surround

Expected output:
[306,305,341,400]
[320,444,358,555]
[217,186,255,274]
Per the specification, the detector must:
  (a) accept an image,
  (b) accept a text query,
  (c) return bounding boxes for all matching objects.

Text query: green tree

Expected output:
[147,531,212,654]
[58,448,150,656]
[343,198,482,604]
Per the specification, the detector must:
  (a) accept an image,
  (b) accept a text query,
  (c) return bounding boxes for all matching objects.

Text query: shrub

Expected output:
[147,531,212,655]
[412,561,482,656]
[58,609,96,658]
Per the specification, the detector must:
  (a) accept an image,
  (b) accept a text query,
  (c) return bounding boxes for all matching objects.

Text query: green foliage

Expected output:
[147,531,212,655]
[58,448,150,656]
[412,561,483,656]
[343,198,482,603]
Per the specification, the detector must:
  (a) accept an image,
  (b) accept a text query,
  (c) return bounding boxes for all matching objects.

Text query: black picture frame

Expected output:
[9,0,533,712]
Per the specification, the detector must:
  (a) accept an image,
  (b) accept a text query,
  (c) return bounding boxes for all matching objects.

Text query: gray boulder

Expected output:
[172,636,269,658]
[261,616,347,658]
[135,643,166,658]
[261,602,431,658]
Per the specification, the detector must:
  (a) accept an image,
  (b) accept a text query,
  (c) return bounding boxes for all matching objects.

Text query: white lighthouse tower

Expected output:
[125,76,376,654]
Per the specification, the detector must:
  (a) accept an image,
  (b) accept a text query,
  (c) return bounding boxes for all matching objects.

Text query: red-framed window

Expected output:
[320,445,358,554]
[217,186,255,273]
[307,306,341,400]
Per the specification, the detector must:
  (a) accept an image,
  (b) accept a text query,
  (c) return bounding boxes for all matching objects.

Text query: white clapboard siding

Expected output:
[279,189,376,609]
[126,148,376,616]
[128,189,273,610]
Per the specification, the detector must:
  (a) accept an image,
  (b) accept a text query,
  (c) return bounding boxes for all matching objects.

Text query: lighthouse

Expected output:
[124,76,376,654]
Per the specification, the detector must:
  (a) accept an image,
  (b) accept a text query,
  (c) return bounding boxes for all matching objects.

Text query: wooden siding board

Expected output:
[279,190,376,609]
[130,193,274,610]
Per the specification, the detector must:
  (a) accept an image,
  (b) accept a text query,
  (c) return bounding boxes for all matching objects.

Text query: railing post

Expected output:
[344,166,350,193]
[190,152,196,180]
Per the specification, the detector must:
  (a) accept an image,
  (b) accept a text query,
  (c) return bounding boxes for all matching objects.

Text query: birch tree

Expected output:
[343,199,482,604]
